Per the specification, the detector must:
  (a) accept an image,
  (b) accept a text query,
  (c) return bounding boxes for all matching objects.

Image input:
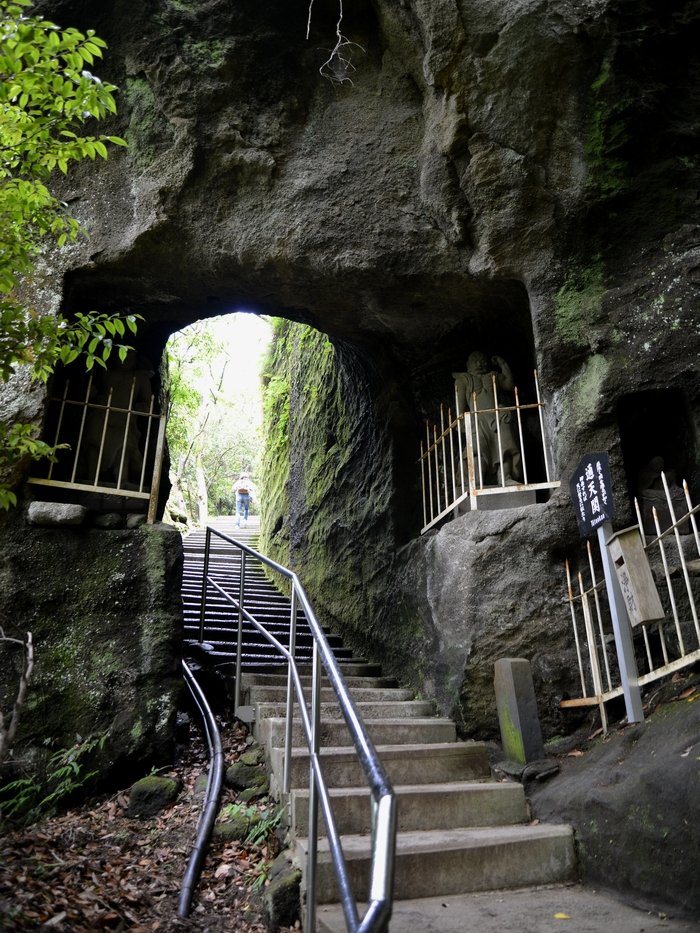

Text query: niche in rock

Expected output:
[618,388,698,534]
[402,279,554,533]
[28,341,165,519]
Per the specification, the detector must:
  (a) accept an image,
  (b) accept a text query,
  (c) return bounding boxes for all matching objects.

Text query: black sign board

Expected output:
[569,451,615,537]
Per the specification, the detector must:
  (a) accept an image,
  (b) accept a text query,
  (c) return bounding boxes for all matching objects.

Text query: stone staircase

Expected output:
[183,517,577,928]
[243,665,577,928]
[182,516,353,670]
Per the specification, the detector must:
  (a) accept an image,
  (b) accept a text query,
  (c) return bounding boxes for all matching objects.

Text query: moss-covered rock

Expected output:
[225,760,267,792]
[238,781,269,802]
[127,774,182,818]
[0,512,184,786]
[213,804,262,842]
[263,855,301,931]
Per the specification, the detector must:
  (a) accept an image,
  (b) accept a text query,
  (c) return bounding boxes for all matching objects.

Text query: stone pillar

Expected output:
[494,658,545,764]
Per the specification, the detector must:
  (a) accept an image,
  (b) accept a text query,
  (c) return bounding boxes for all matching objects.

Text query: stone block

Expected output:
[27,501,87,526]
[494,658,544,764]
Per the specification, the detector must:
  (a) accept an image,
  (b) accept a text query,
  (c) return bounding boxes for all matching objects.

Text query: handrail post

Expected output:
[306,638,322,932]
[284,587,298,794]
[234,549,246,714]
[198,527,212,643]
[465,412,478,510]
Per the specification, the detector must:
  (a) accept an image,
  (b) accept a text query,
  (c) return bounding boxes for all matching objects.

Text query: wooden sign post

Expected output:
[569,452,644,724]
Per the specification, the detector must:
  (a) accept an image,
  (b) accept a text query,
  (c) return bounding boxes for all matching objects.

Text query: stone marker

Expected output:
[494,658,544,764]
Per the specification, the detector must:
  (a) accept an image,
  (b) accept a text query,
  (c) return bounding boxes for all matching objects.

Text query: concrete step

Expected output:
[269,742,490,790]
[183,627,345,650]
[201,647,355,664]
[240,672,399,690]
[258,716,457,749]
[296,824,576,903]
[244,685,415,704]
[182,596,291,610]
[292,662,380,678]
[201,649,317,667]
[254,700,436,721]
[291,781,529,835]
[316,885,700,933]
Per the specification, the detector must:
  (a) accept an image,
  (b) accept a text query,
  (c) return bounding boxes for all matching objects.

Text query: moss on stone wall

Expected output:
[585,60,630,201]
[258,320,402,667]
[553,259,606,348]
[259,320,293,569]
[0,517,183,786]
[124,76,173,171]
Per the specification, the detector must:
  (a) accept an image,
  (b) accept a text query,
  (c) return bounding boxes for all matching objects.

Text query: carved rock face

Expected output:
[0,516,183,783]
[8,0,699,792]
[31,0,696,437]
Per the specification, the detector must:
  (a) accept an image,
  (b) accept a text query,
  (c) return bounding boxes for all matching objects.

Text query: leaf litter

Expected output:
[0,720,298,932]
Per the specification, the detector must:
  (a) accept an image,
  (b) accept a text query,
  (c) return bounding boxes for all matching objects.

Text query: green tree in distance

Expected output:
[0,0,135,508]
[166,317,266,527]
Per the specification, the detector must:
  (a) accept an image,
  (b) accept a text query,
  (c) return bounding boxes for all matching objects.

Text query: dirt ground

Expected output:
[0,720,297,932]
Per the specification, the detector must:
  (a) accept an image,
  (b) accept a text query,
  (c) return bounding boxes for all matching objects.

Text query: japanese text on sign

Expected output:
[569,451,615,538]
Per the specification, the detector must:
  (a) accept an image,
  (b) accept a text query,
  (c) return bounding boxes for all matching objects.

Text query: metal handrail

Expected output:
[178,659,225,918]
[198,526,397,932]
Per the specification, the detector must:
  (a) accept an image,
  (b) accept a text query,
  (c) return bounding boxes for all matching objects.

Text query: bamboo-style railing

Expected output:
[562,473,700,731]
[27,373,166,523]
[419,370,559,533]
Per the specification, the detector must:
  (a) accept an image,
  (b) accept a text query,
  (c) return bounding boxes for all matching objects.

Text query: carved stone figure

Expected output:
[636,455,688,536]
[452,351,522,486]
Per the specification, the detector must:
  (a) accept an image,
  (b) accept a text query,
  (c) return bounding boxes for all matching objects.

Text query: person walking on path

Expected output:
[233,472,256,526]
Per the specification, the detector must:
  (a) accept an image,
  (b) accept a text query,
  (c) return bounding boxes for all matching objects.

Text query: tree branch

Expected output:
[0,630,34,766]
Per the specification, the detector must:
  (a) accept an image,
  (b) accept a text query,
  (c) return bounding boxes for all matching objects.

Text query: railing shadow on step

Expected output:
[197,525,397,932]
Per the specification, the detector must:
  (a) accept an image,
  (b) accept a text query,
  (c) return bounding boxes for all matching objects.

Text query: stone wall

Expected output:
[0,510,183,784]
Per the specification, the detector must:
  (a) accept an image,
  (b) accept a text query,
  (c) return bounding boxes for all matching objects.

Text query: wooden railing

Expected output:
[419,370,559,534]
[562,473,700,731]
[27,373,166,523]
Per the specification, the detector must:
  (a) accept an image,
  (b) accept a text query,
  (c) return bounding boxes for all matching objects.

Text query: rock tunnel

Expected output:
[2,0,699,782]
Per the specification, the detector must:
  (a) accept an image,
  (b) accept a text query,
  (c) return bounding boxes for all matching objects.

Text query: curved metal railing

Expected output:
[197,526,397,932]
[177,659,225,918]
